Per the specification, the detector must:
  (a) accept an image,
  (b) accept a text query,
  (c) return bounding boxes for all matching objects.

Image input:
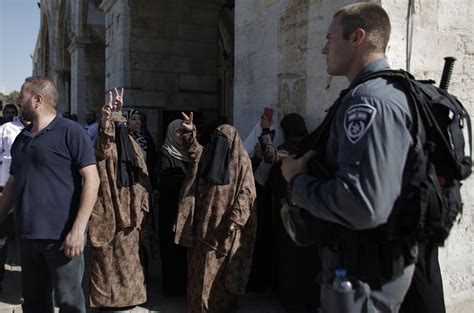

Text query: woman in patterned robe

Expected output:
[175,113,257,313]
[88,89,151,312]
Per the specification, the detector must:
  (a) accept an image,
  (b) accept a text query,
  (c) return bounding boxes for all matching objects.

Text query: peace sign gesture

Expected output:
[181,112,194,132]
[112,87,124,112]
[102,87,124,122]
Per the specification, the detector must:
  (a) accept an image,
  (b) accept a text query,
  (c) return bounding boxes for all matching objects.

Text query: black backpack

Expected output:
[355,69,472,247]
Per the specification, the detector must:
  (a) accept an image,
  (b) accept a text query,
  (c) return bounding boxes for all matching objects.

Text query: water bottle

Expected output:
[333,268,353,292]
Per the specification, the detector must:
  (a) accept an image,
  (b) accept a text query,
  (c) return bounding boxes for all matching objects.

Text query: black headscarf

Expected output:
[115,121,139,187]
[280,113,308,138]
[201,133,230,185]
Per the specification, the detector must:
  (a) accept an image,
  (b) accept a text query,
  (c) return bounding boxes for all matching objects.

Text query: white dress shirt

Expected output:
[0,117,26,187]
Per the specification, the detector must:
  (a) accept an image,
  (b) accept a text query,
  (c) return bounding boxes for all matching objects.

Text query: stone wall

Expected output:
[234,0,473,309]
[68,0,105,122]
[36,0,230,140]
[33,0,105,123]
[101,0,227,143]
[33,0,66,110]
[234,0,355,138]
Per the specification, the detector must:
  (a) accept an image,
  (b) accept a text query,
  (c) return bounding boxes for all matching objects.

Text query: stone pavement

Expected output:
[0,263,286,313]
[0,240,287,313]
[1,241,472,313]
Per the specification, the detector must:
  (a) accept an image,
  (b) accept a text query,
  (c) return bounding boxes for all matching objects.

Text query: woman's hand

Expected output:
[181,112,194,132]
[101,91,113,122]
[112,87,124,112]
[260,115,271,129]
[101,87,124,124]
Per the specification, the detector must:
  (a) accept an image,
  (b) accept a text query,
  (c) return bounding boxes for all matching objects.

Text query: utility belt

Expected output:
[309,216,417,290]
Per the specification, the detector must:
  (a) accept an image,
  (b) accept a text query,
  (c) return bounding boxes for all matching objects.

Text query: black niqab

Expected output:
[115,122,139,187]
[201,134,230,185]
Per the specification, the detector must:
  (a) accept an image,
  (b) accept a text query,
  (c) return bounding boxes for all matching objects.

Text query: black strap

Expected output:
[298,86,356,157]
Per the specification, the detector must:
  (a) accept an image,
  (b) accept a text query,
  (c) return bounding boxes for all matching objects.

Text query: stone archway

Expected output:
[68,0,105,122]
[102,0,235,143]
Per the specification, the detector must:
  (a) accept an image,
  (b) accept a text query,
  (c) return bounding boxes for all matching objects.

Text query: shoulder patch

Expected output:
[344,104,377,144]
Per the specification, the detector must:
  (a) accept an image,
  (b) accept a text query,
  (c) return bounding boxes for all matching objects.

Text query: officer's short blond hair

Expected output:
[334,3,391,53]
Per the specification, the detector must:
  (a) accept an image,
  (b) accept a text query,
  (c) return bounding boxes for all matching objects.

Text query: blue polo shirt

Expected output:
[10,115,96,240]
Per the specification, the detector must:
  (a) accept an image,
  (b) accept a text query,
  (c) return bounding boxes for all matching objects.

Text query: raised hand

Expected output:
[260,115,271,129]
[181,112,194,132]
[101,87,124,124]
[113,87,124,112]
[101,91,113,121]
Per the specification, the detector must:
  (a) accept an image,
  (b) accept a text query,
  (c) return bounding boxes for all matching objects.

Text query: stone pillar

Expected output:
[100,0,131,91]
[68,38,89,119]
[68,36,105,123]
[53,69,71,113]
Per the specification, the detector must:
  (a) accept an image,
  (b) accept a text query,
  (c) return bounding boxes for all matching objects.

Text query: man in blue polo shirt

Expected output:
[0,76,100,313]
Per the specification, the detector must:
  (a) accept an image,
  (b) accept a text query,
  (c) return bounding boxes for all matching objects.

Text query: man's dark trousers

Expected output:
[19,239,86,313]
[0,212,15,285]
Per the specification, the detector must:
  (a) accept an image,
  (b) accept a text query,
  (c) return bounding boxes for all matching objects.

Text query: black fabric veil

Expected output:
[201,134,230,185]
[115,121,139,187]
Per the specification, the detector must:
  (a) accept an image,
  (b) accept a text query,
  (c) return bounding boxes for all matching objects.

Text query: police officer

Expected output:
[282,3,415,313]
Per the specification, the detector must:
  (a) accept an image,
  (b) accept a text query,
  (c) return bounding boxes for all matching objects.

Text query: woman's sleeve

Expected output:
[258,132,279,164]
[94,117,117,161]
[229,162,256,228]
[181,127,202,162]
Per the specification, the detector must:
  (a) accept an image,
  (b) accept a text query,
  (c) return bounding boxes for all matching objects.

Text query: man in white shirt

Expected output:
[0,116,28,187]
[0,109,28,292]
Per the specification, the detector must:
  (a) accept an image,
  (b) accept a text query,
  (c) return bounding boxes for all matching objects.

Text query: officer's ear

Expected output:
[351,28,366,47]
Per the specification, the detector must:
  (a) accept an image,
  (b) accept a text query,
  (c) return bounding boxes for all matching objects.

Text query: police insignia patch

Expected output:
[344,104,377,144]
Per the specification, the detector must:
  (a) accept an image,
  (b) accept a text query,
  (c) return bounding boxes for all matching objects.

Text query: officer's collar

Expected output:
[350,58,390,88]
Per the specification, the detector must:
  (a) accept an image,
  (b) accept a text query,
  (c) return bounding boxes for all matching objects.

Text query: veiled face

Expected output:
[174,128,184,146]
[128,113,141,132]
[215,124,236,147]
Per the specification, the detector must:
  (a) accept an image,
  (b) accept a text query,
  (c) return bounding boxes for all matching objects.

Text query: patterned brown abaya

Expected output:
[175,124,257,313]
[88,113,151,308]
